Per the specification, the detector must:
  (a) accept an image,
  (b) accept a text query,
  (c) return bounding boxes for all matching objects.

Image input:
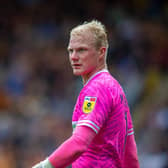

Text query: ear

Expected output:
[98,47,106,60]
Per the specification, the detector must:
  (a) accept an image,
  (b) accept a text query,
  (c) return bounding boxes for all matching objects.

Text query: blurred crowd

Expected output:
[0,0,168,167]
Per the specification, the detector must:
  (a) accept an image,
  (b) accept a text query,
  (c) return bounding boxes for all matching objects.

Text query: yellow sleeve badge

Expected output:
[82,96,97,114]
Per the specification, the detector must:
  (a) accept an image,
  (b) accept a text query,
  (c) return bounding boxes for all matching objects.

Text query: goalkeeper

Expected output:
[32,20,140,168]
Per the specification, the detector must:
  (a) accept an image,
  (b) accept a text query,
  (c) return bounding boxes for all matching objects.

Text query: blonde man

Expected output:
[32,20,139,168]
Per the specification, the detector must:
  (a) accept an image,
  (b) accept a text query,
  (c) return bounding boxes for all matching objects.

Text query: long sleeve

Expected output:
[123,134,140,168]
[48,126,96,168]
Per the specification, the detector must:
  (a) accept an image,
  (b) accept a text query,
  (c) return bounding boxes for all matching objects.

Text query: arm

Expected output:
[123,135,140,168]
[32,126,96,168]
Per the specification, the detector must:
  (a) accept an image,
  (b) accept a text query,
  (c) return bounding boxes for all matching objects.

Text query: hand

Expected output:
[32,159,54,168]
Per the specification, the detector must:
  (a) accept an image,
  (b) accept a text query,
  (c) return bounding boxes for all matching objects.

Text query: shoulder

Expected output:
[80,71,125,100]
[82,72,120,97]
[89,72,120,90]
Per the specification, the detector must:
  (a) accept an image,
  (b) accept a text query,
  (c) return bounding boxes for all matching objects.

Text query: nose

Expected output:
[70,51,79,61]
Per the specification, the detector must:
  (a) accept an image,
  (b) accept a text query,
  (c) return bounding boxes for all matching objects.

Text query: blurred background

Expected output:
[0,0,168,167]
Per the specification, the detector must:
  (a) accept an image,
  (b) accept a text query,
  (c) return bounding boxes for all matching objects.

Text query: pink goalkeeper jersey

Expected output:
[72,69,134,168]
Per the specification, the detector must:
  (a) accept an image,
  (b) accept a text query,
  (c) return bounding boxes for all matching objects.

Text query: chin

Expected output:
[73,70,83,76]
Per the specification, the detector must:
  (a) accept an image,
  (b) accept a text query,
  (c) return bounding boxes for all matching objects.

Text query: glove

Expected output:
[32,158,54,168]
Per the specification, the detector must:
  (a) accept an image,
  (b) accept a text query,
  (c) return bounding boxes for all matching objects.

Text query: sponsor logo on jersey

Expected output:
[82,96,97,114]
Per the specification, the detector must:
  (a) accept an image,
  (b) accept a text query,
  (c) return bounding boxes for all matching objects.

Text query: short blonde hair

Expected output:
[70,20,109,50]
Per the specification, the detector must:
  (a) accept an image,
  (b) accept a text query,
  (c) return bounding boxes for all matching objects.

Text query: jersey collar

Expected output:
[84,69,108,86]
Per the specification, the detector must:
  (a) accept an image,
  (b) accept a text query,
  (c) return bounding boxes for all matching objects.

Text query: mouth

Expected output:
[72,64,82,69]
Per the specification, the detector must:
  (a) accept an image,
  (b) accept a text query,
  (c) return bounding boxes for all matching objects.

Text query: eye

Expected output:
[78,48,87,53]
[68,48,73,55]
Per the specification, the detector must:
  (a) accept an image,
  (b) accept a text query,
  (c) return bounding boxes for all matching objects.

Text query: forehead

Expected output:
[68,31,95,48]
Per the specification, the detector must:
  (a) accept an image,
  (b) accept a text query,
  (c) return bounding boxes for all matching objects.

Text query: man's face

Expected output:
[68,32,101,81]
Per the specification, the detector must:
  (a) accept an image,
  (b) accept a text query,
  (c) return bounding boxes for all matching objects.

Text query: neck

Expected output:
[82,64,107,85]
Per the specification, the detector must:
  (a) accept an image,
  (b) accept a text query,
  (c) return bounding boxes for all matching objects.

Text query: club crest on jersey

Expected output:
[82,96,97,114]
